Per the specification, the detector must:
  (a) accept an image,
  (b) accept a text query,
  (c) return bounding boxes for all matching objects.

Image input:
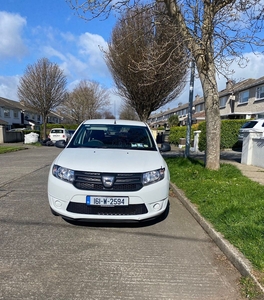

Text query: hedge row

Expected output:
[169,119,247,151]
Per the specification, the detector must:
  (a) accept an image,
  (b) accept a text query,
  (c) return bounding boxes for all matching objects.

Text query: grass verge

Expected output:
[0,142,42,154]
[165,158,264,286]
[0,146,26,154]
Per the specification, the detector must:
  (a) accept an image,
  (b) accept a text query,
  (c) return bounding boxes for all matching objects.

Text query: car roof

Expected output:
[82,119,147,127]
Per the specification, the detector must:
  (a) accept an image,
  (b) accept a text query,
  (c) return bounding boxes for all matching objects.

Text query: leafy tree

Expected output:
[104,5,188,122]
[67,0,264,170]
[168,114,179,128]
[60,80,110,123]
[18,58,67,138]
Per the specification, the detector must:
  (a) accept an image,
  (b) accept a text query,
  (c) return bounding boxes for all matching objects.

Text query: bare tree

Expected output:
[60,80,110,123]
[104,6,189,122]
[17,58,67,138]
[66,0,264,170]
[101,110,116,119]
[119,102,140,120]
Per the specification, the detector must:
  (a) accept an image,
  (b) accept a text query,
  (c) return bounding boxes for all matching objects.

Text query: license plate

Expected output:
[86,196,129,206]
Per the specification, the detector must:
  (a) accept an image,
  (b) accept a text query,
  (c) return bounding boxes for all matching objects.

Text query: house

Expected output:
[219,77,264,119]
[148,95,205,128]
[148,76,264,128]
[0,96,63,130]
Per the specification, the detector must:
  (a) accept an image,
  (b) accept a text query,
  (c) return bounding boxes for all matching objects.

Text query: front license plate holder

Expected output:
[86,196,129,206]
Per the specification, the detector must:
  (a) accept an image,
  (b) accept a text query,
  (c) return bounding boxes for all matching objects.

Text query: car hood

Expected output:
[54,148,166,173]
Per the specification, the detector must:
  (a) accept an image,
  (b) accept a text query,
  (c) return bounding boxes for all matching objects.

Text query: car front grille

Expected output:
[66,202,148,216]
[73,171,143,191]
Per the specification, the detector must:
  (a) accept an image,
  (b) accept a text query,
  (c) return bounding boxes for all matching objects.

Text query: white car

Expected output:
[48,119,171,222]
[8,128,26,132]
[48,128,71,143]
[238,119,264,142]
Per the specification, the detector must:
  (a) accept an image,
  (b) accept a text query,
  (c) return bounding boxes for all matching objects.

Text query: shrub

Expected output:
[169,126,196,145]
[198,119,248,151]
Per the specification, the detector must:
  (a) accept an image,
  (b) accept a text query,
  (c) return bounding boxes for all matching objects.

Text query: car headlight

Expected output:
[142,168,165,186]
[52,164,75,183]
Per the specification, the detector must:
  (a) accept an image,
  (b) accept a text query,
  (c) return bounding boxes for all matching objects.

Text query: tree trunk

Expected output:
[197,58,221,170]
[42,114,47,140]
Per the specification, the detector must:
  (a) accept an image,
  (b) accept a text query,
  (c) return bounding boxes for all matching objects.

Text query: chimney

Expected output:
[226,79,234,90]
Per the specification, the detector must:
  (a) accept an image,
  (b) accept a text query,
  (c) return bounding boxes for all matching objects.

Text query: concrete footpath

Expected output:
[0,145,245,300]
[1,142,264,296]
[164,148,264,294]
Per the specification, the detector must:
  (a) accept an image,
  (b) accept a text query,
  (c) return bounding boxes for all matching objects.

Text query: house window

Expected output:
[196,103,204,112]
[14,110,19,118]
[238,90,249,104]
[220,96,227,107]
[4,109,10,117]
[256,86,264,100]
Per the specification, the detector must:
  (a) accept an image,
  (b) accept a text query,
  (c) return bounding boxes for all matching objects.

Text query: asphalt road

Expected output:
[0,147,245,300]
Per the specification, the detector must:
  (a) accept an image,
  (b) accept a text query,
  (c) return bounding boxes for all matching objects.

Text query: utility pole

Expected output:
[185,3,198,158]
[185,59,195,158]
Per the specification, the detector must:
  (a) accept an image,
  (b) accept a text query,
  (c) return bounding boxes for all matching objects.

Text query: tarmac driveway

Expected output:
[0,147,245,300]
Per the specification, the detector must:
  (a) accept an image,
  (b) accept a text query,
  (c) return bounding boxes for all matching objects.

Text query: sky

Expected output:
[1,0,264,117]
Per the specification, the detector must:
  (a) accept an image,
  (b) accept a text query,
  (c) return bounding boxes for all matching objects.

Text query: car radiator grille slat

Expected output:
[66,203,148,215]
[73,171,143,191]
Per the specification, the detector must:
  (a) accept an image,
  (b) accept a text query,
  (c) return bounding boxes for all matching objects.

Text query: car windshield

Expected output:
[241,121,258,129]
[51,129,64,133]
[67,124,156,150]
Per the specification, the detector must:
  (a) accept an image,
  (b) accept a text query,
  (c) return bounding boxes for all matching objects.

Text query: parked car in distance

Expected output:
[48,119,171,223]
[8,128,26,132]
[238,119,264,142]
[48,128,71,143]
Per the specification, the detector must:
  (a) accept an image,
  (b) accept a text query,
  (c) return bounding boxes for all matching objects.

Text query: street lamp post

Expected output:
[185,59,195,158]
[185,2,198,158]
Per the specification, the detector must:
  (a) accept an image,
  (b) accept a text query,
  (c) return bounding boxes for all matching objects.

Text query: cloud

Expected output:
[78,32,110,78]
[0,11,27,60]
[217,52,264,90]
[0,75,20,101]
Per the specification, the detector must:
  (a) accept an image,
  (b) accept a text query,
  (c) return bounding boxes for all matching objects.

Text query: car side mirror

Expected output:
[55,140,67,148]
[159,142,171,152]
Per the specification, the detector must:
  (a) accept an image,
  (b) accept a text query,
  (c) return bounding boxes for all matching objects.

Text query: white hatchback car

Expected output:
[238,119,264,142]
[48,128,71,143]
[48,119,171,222]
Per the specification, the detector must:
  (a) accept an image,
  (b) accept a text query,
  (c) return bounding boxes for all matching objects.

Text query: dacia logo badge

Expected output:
[102,176,115,188]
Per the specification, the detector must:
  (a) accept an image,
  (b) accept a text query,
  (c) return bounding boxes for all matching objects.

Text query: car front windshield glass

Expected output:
[242,121,258,129]
[67,124,156,150]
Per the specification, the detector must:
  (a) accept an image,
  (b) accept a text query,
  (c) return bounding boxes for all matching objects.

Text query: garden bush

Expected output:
[197,119,248,151]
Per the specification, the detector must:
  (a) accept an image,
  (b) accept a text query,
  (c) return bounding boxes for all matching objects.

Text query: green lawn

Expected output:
[166,157,264,284]
[0,143,41,154]
[0,145,25,154]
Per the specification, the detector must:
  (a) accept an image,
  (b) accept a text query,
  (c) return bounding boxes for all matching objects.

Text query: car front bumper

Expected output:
[48,173,170,222]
